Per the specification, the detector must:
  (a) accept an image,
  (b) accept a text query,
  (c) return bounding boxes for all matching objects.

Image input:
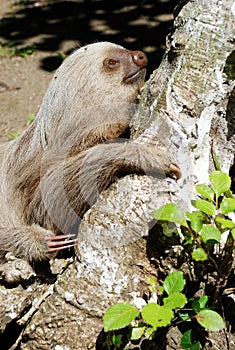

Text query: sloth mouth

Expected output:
[123,68,146,84]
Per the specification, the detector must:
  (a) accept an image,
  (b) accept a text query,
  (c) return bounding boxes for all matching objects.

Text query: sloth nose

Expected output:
[131,50,148,67]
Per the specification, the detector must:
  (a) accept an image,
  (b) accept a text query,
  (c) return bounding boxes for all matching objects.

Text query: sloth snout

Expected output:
[131,50,148,68]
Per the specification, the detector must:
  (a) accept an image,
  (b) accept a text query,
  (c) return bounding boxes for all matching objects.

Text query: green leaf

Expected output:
[183,229,194,245]
[195,200,216,216]
[181,329,193,349]
[196,310,225,331]
[8,130,21,141]
[216,216,235,229]
[153,204,187,227]
[163,292,187,309]
[196,184,214,201]
[149,276,157,293]
[192,296,209,311]
[27,112,35,125]
[163,271,186,295]
[197,295,209,309]
[181,329,201,350]
[200,225,221,243]
[131,326,145,340]
[220,198,235,214]
[190,343,201,350]
[103,302,140,332]
[192,248,208,261]
[112,334,122,346]
[141,303,174,328]
[186,211,204,233]
[231,228,235,240]
[145,327,155,339]
[209,171,231,197]
[158,285,164,294]
[178,310,193,321]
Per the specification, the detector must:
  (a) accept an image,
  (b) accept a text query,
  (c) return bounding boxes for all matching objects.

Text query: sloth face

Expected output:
[102,47,148,86]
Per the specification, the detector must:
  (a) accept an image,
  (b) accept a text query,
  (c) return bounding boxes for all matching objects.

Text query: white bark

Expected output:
[3,1,235,349]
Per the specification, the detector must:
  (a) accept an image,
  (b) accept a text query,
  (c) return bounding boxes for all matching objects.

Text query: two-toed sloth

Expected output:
[0,42,180,264]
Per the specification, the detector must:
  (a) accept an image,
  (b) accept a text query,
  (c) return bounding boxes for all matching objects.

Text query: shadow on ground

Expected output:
[0,0,179,73]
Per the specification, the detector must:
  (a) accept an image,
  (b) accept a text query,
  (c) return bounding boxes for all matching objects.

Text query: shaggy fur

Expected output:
[0,42,180,263]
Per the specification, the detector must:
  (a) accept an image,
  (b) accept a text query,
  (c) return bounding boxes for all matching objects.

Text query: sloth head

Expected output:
[48,42,147,109]
[32,42,148,150]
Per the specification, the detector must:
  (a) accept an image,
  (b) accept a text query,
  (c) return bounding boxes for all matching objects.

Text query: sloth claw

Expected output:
[46,234,79,253]
[169,162,181,180]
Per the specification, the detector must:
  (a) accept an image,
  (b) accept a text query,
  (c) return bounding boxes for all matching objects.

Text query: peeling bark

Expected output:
[1,0,235,349]
[132,0,235,202]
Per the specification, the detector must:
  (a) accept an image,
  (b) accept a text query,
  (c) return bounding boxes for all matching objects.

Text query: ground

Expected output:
[0,0,178,144]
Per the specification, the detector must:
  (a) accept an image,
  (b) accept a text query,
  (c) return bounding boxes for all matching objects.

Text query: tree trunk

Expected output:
[1,0,234,349]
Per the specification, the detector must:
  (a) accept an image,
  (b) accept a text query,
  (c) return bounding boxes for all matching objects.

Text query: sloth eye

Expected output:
[108,59,119,66]
[103,58,120,69]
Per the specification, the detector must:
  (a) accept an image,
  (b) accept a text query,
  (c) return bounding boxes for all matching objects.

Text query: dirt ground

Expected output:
[0,0,178,144]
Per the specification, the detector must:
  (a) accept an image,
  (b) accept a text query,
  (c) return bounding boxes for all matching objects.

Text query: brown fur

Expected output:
[0,42,180,264]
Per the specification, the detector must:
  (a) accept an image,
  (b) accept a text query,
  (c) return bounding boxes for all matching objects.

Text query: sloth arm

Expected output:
[64,142,180,204]
[0,225,78,264]
[51,142,181,222]
[0,142,180,264]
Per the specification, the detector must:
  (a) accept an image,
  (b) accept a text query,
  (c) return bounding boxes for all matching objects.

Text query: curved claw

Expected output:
[169,162,181,180]
[46,234,79,253]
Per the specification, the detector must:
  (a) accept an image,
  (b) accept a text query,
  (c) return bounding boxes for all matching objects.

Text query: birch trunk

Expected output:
[3,1,235,349]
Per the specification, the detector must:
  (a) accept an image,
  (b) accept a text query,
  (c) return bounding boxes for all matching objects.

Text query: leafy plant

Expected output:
[8,113,35,140]
[0,41,37,57]
[103,171,234,348]
[153,171,234,267]
[57,52,67,61]
[8,130,21,141]
[103,272,224,348]
[27,112,35,125]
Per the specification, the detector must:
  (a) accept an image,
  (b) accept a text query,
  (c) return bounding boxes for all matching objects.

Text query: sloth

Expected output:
[0,42,181,264]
